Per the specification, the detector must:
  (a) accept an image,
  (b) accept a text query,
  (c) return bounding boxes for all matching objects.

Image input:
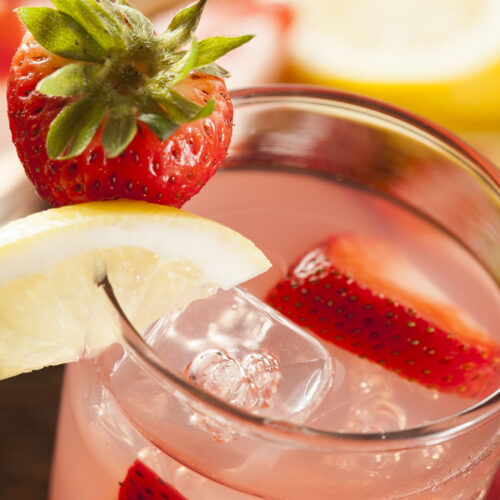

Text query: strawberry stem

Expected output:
[17,0,253,158]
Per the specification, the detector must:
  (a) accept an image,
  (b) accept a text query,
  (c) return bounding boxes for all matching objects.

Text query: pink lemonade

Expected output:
[187,169,500,429]
[50,166,500,500]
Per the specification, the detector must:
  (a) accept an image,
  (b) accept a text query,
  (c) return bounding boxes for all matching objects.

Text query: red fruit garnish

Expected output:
[266,235,500,397]
[7,0,251,208]
[119,460,187,500]
[0,0,25,77]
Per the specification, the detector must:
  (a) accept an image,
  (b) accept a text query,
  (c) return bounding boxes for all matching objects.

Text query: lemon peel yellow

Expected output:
[286,0,500,130]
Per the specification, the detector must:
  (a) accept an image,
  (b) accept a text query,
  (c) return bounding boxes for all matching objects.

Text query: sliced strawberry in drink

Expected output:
[324,234,498,348]
[266,235,500,397]
[119,460,187,500]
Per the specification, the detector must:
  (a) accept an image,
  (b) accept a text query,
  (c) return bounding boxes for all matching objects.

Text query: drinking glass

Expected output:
[49,85,500,500]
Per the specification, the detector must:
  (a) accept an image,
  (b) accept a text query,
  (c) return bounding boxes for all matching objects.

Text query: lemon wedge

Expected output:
[286,0,500,129]
[0,201,270,379]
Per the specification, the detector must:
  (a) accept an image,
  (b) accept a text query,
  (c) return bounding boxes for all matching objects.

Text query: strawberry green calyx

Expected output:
[17,0,253,159]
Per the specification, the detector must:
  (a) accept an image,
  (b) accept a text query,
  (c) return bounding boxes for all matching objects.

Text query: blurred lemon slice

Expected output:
[287,0,500,129]
[0,201,270,379]
[290,0,500,82]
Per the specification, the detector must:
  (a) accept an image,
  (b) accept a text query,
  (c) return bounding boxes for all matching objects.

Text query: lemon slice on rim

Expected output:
[287,0,500,129]
[0,200,270,379]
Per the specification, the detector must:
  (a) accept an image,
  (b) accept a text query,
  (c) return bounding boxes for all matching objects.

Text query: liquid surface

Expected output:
[50,168,500,500]
[185,168,500,432]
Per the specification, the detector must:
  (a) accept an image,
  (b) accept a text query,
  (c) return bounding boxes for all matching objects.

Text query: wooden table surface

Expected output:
[0,366,63,500]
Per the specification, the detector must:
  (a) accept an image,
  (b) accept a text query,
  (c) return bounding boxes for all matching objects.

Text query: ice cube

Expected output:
[187,349,280,411]
[144,287,334,424]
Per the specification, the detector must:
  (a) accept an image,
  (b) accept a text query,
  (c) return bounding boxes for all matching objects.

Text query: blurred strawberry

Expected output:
[486,468,500,500]
[0,0,26,77]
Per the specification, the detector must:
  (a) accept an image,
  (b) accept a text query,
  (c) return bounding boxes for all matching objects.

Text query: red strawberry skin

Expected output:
[119,460,187,500]
[266,241,500,397]
[7,33,233,208]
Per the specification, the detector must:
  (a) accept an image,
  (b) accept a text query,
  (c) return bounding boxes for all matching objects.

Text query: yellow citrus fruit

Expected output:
[286,0,500,131]
[0,201,270,379]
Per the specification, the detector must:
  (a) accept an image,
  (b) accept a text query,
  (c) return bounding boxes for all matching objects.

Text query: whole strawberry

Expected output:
[7,0,251,207]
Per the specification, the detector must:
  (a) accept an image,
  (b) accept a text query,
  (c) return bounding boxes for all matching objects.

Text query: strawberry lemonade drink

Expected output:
[47,91,500,499]
[0,2,499,500]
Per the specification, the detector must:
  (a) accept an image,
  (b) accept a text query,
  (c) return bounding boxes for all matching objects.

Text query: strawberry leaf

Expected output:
[46,95,107,159]
[102,106,137,157]
[155,89,204,123]
[36,63,98,96]
[198,63,231,78]
[118,4,154,39]
[160,0,206,51]
[51,0,125,53]
[194,35,254,68]
[138,113,179,141]
[17,7,107,62]
[164,37,199,87]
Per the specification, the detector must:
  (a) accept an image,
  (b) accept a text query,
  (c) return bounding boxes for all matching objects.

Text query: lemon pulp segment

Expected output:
[0,201,270,379]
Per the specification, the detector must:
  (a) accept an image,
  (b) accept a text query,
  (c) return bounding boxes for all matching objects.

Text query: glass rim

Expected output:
[119,84,500,450]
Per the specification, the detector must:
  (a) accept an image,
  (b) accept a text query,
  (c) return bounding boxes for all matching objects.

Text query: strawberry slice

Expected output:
[119,460,187,500]
[266,235,500,397]
[324,234,498,348]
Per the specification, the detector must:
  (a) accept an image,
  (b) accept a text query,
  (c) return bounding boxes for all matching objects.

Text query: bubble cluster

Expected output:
[187,349,281,412]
